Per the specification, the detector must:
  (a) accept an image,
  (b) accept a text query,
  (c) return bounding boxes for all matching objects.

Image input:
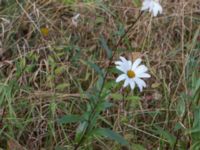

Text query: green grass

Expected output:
[0,0,200,149]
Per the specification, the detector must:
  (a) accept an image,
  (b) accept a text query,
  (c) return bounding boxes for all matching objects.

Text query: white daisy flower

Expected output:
[141,0,163,17]
[115,56,151,92]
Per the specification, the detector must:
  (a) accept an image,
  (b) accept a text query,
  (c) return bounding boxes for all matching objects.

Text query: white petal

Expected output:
[137,73,151,78]
[116,65,130,73]
[135,65,148,75]
[116,74,127,83]
[141,0,151,11]
[116,57,132,72]
[116,66,125,72]
[119,56,127,63]
[115,61,122,65]
[123,78,130,88]
[157,3,163,14]
[132,58,142,70]
[153,1,162,16]
[121,63,132,73]
[141,4,149,11]
[125,64,131,72]
[141,0,163,17]
[153,8,158,16]
[119,57,131,68]
[116,65,127,73]
[129,79,135,90]
[134,78,147,92]
[127,60,132,68]
[116,62,132,75]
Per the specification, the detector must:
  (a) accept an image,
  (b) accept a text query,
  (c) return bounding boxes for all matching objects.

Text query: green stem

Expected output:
[73,12,143,150]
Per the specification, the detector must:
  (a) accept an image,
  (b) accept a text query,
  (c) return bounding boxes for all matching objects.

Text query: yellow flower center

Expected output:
[40,27,49,36]
[127,70,135,78]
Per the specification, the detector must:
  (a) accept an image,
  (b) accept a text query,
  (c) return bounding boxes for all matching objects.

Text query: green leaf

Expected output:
[176,94,185,117]
[96,75,104,91]
[56,83,70,91]
[115,23,125,37]
[55,66,65,75]
[193,78,200,103]
[96,101,113,111]
[194,79,200,94]
[110,93,123,101]
[86,61,104,77]
[187,107,200,140]
[153,126,176,147]
[92,128,129,146]
[131,143,145,150]
[191,141,200,150]
[95,17,104,25]
[58,115,83,124]
[174,122,183,132]
[75,121,88,142]
[125,95,140,108]
[125,95,140,101]
[99,35,112,59]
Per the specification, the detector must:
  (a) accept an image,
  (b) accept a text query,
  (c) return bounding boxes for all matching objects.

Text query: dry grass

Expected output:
[0,0,200,149]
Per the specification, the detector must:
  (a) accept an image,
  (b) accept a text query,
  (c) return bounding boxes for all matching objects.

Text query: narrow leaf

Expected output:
[153,126,176,147]
[75,121,88,142]
[58,115,83,124]
[96,102,113,111]
[191,141,200,150]
[86,61,104,77]
[92,128,129,146]
[176,94,185,117]
[99,35,112,59]
[110,93,123,101]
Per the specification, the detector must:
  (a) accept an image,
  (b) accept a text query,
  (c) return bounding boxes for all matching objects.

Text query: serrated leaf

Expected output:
[92,128,129,146]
